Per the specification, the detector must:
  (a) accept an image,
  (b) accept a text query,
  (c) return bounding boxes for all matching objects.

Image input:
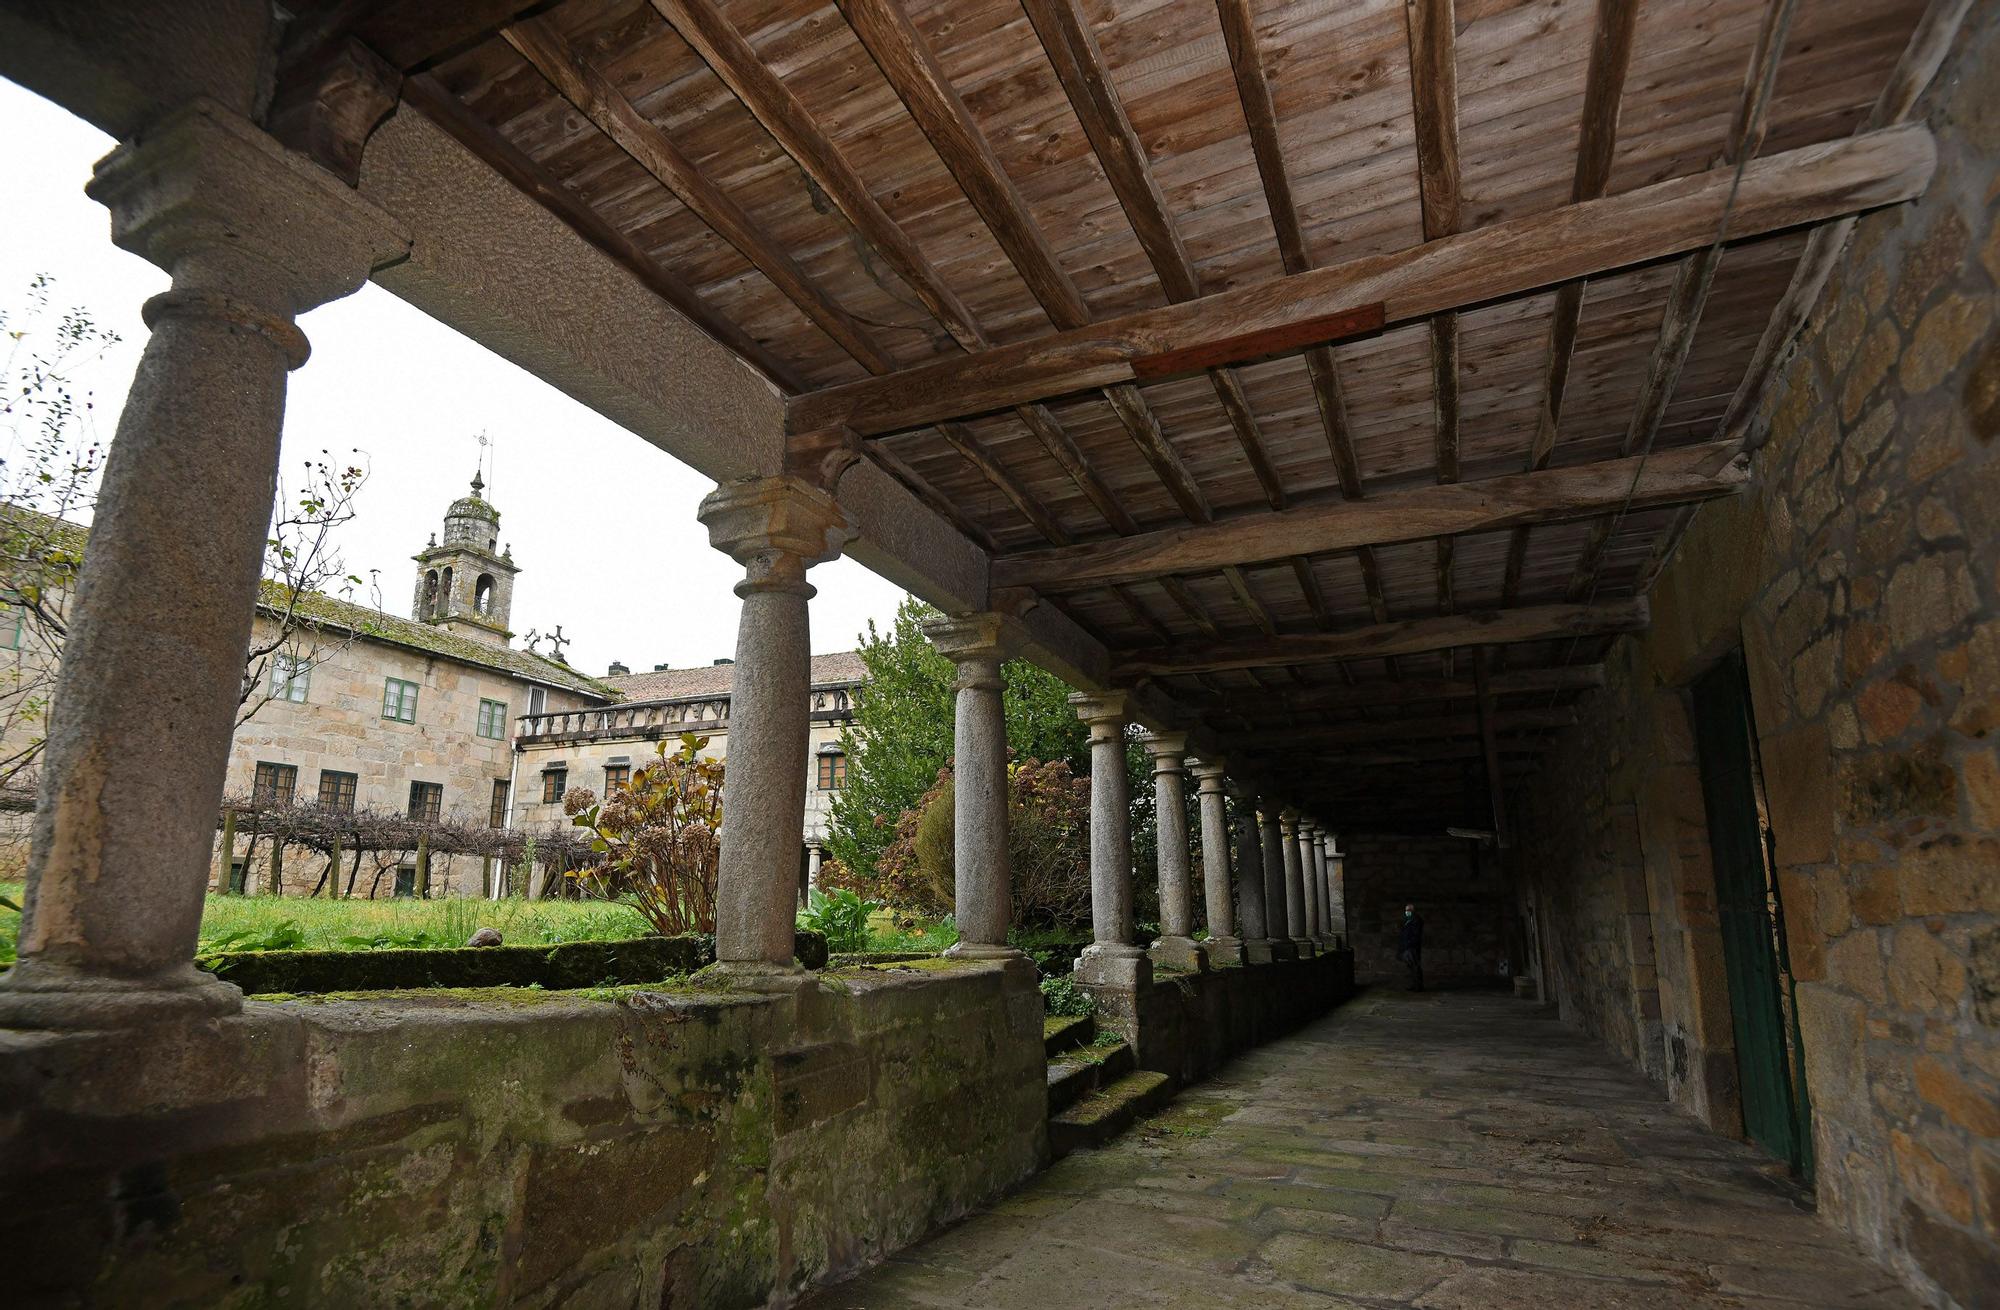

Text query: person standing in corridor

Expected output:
[1399,904,1425,991]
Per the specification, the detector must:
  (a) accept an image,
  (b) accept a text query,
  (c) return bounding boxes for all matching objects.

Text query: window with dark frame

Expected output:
[603,763,630,793]
[270,653,310,703]
[542,768,566,805]
[252,761,297,806]
[489,779,509,828]
[317,770,357,813]
[816,751,847,791]
[408,780,443,823]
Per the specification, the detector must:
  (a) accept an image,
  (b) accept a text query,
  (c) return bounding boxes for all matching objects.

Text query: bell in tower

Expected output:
[411,472,520,647]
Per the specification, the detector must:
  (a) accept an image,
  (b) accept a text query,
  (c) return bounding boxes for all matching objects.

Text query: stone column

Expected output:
[1259,806,1295,960]
[701,475,855,981]
[1299,820,1323,942]
[1280,808,1313,958]
[1325,833,1348,947]
[1232,785,1274,965]
[0,100,408,1029]
[1142,732,1204,972]
[1191,761,1242,966]
[923,612,1020,960]
[1070,692,1148,988]
[1307,822,1331,944]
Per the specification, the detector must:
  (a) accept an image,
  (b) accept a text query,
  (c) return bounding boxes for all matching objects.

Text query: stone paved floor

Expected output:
[804,987,1916,1309]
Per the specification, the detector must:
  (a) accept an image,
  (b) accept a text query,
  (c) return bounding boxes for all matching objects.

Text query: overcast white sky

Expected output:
[0,78,907,677]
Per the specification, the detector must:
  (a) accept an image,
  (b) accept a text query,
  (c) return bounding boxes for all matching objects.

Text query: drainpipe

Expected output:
[499,710,525,901]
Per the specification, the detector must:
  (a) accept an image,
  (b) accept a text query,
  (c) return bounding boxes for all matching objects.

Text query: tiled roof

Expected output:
[3,503,614,699]
[603,650,867,702]
[270,582,615,698]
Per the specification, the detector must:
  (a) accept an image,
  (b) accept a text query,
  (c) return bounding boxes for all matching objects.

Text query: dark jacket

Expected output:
[1399,913,1425,955]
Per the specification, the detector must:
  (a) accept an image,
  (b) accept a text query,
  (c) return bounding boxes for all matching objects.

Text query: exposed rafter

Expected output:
[786,126,1936,437]
[1114,600,1649,677]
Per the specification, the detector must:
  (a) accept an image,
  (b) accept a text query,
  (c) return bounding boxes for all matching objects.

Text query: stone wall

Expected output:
[1343,834,1514,986]
[1127,950,1355,1085]
[0,960,1047,1307]
[1515,15,2000,1306]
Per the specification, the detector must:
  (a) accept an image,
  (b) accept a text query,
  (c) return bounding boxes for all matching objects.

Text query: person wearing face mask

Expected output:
[1397,903,1425,991]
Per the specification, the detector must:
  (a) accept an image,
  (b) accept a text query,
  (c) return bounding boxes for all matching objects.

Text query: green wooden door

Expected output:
[1691,650,1807,1171]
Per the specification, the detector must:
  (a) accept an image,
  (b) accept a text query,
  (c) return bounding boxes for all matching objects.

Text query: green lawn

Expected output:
[0,884,652,962]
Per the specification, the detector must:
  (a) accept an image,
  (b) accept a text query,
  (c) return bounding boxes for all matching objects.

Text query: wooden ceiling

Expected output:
[285,0,1937,831]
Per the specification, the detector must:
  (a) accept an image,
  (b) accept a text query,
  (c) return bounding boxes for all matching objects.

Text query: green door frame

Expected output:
[1690,648,1813,1176]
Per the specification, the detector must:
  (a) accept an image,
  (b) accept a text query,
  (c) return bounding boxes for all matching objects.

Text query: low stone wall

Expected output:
[0,959,1046,1307]
[1114,949,1355,1085]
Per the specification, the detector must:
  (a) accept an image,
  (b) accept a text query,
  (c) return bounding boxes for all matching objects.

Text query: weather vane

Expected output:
[475,430,493,494]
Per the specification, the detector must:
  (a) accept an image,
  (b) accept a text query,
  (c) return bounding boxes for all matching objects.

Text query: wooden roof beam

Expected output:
[836,0,1210,528]
[1185,664,1606,714]
[1115,599,1648,677]
[787,126,1933,437]
[1502,0,1638,602]
[1220,705,1575,749]
[1403,0,1463,649]
[993,441,1746,591]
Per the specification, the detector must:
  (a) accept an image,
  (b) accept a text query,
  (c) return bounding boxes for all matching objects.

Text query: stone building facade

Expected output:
[1503,24,2000,1307]
[509,652,865,888]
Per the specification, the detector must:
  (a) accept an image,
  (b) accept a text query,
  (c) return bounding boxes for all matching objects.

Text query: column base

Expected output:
[697,959,814,993]
[0,958,243,1030]
[1148,936,1208,973]
[1202,936,1246,967]
[1072,943,1151,989]
[1243,939,1277,965]
[1290,938,1316,959]
[944,941,1027,962]
[1268,939,1299,962]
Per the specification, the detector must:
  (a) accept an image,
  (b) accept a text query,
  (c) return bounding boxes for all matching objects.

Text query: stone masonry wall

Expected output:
[0,961,1047,1307]
[1343,834,1513,986]
[1517,16,2000,1306]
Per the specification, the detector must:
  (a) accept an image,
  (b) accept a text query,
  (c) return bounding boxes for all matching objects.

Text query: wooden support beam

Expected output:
[992,441,1746,591]
[1115,600,1648,677]
[1474,649,1511,847]
[785,126,1935,438]
[399,74,802,390]
[1188,664,1606,715]
[267,37,402,186]
[505,15,893,372]
[1566,0,1794,602]
[837,0,1213,534]
[1505,0,1639,602]
[1220,706,1574,748]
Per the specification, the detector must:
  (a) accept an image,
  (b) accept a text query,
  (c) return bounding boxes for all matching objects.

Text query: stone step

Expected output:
[1049,1070,1173,1158]
[1042,1014,1095,1059]
[1045,1057,1098,1114]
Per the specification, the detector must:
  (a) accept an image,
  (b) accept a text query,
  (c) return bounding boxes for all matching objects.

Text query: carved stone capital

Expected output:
[1189,757,1227,790]
[1140,731,1188,771]
[1067,690,1129,740]
[922,611,1009,690]
[699,474,856,594]
[88,98,410,329]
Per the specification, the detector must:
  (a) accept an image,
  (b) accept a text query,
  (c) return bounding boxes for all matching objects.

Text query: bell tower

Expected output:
[412,472,519,646]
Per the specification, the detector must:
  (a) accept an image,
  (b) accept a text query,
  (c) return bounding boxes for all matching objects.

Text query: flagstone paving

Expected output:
[803,987,1916,1308]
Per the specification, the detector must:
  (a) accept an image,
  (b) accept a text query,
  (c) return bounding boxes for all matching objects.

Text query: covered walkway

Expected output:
[808,990,1916,1309]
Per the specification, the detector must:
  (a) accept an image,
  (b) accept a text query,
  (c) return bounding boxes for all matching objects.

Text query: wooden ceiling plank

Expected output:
[1189,663,1606,714]
[837,0,1213,529]
[786,124,1937,436]
[503,14,894,372]
[398,73,803,391]
[1225,705,1575,748]
[649,0,1097,548]
[1114,599,1649,677]
[992,440,1747,592]
[1503,0,1637,603]
[1567,0,1795,603]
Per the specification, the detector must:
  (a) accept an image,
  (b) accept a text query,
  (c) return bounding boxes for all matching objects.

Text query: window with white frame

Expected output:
[270,653,311,703]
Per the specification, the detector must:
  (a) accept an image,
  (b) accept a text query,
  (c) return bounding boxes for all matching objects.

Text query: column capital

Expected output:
[699,474,856,593]
[89,98,410,342]
[1279,806,1300,832]
[1068,690,1129,736]
[922,611,1009,689]
[1189,758,1227,791]
[1139,730,1188,769]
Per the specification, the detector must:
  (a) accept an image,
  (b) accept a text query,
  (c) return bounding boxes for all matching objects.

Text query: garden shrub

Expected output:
[1039,974,1095,1017]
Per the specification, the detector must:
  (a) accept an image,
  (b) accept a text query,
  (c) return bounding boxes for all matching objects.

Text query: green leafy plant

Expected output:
[1039,973,1095,1017]
[798,888,879,954]
[566,733,722,935]
[201,919,308,953]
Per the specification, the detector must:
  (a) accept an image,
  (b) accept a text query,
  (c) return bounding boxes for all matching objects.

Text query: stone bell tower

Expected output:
[412,472,518,646]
